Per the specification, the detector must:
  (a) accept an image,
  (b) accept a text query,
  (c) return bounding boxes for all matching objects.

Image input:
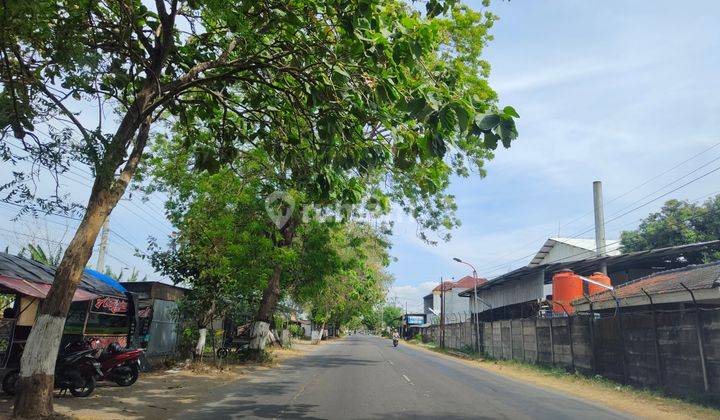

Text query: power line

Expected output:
[4,137,174,234]
[475,149,720,276]
[0,202,144,272]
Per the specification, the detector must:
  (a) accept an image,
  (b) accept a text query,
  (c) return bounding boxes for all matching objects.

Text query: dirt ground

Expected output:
[0,339,323,420]
[405,341,720,420]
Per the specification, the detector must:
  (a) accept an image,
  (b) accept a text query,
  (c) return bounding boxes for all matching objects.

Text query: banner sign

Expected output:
[91,297,128,315]
[406,315,425,325]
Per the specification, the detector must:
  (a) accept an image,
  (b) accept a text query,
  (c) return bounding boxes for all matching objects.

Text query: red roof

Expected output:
[0,275,98,302]
[454,275,488,289]
[432,281,455,292]
[432,276,488,292]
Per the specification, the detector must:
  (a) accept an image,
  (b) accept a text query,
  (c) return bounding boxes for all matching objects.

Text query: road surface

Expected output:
[175,335,629,419]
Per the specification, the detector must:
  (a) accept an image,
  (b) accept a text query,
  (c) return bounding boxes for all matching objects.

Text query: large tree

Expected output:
[2,0,515,414]
[621,196,720,263]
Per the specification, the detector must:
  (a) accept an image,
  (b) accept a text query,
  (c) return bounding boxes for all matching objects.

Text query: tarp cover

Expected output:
[0,253,126,297]
[0,275,98,301]
[83,268,127,293]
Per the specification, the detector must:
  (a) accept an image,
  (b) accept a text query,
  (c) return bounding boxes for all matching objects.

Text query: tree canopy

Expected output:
[620,196,720,262]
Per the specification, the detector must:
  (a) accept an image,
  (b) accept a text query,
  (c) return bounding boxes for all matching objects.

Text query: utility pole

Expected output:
[453,257,481,352]
[96,218,110,272]
[593,181,607,274]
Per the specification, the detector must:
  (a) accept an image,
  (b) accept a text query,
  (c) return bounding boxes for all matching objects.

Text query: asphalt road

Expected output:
[175,335,630,419]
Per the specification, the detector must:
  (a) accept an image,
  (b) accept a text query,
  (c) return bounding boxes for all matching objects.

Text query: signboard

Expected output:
[406,315,424,325]
[91,297,128,315]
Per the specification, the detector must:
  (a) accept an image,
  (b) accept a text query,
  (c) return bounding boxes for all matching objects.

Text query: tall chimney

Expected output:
[593,181,608,274]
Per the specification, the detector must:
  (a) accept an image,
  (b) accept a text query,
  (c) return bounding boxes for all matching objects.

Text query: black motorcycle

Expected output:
[2,342,102,397]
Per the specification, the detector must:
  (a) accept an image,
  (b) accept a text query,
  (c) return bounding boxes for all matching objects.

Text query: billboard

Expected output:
[406,315,425,325]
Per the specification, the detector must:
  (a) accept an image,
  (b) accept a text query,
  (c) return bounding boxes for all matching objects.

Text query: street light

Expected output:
[453,257,481,352]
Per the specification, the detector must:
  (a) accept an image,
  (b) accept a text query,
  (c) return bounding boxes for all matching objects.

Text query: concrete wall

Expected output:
[424,308,720,398]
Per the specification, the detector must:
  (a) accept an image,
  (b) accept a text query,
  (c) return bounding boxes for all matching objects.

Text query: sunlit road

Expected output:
[175,335,629,419]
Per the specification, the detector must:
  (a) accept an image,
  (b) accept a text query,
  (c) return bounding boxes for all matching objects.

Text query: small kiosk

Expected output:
[0,253,134,375]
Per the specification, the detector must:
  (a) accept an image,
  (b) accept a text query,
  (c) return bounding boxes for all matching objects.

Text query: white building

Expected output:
[423,276,487,324]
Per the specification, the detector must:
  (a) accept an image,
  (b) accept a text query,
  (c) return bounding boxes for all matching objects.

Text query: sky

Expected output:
[387,0,720,311]
[2,1,720,311]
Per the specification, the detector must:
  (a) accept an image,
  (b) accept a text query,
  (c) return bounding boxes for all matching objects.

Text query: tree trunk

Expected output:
[249,265,282,351]
[13,120,152,418]
[195,328,207,361]
[249,218,298,352]
[13,192,116,417]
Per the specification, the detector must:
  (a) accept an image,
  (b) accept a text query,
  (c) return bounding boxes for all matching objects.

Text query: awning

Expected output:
[0,275,98,302]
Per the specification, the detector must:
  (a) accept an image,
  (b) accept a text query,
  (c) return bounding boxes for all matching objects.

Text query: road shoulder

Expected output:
[0,340,329,420]
[402,340,720,420]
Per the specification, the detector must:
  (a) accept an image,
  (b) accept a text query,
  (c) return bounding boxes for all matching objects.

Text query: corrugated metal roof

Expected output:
[458,240,720,297]
[529,237,621,266]
[0,252,126,297]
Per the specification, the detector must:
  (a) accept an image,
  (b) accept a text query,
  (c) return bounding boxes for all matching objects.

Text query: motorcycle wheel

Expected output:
[69,373,96,397]
[2,369,19,395]
[216,347,229,359]
[115,363,139,387]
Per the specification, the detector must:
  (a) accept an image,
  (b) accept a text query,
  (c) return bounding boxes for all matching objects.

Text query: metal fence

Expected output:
[423,306,720,397]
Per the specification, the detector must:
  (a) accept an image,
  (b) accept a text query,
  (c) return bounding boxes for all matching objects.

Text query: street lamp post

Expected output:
[453,257,481,353]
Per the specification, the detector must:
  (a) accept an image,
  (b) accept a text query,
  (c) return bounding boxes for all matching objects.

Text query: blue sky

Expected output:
[1,1,720,310]
[388,0,720,310]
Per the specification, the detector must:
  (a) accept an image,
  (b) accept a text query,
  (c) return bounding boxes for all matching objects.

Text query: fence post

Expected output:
[641,288,663,388]
[553,301,574,372]
[584,295,597,372]
[520,319,526,362]
[491,320,496,358]
[549,317,555,365]
[509,320,514,360]
[534,318,540,364]
[680,283,709,392]
[611,293,628,385]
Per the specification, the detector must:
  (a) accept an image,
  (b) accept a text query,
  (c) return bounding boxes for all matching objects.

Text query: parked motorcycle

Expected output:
[72,340,144,386]
[2,342,101,397]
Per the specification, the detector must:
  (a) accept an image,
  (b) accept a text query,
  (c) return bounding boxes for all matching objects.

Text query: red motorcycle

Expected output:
[76,341,144,387]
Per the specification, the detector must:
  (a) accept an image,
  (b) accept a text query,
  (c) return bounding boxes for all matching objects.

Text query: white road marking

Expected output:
[388,360,394,365]
[402,374,411,383]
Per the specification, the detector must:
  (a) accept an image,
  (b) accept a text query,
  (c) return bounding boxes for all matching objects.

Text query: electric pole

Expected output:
[440,276,445,349]
[96,218,110,272]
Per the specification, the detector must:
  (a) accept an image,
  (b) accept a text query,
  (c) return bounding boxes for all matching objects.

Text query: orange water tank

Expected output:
[588,272,612,295]
[552,269,583,314]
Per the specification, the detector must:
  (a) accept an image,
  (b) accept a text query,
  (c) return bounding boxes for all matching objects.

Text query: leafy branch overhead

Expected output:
[2,0,517,244]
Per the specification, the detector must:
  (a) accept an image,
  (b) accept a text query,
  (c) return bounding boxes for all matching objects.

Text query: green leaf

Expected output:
[427,133,446,158]
[475,113,500,130]
[502,106,520,118]
[406,97,427,118]
[497,118,518,148]
[439,106,457,131]
[483,131,499,150]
